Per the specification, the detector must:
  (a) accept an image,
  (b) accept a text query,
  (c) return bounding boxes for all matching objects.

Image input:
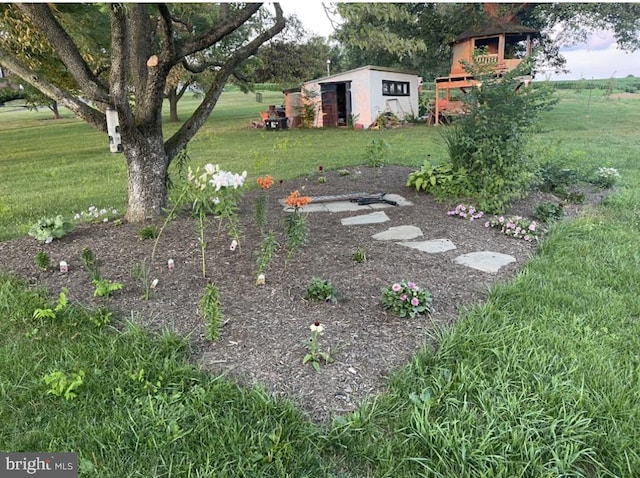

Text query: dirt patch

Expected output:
[0,166,608,422]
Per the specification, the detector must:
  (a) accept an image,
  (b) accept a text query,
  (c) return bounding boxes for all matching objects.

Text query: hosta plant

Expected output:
[28,215,74,243]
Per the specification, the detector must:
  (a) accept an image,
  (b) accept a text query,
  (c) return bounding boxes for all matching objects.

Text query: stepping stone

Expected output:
[372,225,423,241]
[399,238,457,253]
[341,211,390,225]
[325,201,373,213]
[454,251,516,273]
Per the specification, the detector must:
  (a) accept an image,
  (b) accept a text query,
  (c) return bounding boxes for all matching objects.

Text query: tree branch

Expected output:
[0,46,106,130]
[165,4,285,160]
[176,3,263,60]
[16,3,110,105]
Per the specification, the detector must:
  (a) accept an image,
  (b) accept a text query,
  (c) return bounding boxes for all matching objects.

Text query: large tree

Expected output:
[332,3,640,79]
[0,3,285,222]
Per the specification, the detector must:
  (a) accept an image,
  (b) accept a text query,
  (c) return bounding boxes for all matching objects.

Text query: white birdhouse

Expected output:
[106,108,123,153]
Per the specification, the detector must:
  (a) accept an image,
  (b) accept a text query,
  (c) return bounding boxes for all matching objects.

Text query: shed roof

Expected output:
[306,65,419,84]
[455,21,539,43]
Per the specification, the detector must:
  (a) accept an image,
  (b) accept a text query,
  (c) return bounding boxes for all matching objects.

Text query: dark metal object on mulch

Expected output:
[307,192,397,206]
[350,193,398,206]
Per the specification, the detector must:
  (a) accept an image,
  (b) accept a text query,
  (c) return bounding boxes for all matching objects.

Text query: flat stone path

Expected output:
[282,193,516,273]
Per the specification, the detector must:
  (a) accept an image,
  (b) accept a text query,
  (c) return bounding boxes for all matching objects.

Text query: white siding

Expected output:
[303,66,419,128]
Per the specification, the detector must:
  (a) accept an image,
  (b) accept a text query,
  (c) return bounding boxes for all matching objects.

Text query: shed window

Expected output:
[382,80,410,96]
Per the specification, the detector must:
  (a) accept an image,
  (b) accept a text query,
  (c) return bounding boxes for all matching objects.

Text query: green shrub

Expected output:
[537,163,579,194]
[430,57,559,213]
[534,202,565,223]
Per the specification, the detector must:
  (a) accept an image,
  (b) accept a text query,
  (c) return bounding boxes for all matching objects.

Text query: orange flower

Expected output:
[256,175,274,190]
[285,190,311,209]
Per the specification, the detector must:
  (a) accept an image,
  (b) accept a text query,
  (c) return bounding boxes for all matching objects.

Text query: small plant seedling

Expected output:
[352,247,367,263]
[303,321,333,372]
[131,262,155,300]
[80,247,100,281]
[43,369,85,400]
[364,138,391,167]
[92,279,123,298]
[256,231,279,277]
[34,250,51,271]
[338,169,350,177]
[200,283,223,341]
[304,277,338,304]
[137,225,159,240]
[33,289,68,320]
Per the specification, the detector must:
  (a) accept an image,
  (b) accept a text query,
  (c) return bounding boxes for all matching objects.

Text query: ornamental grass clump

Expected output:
[484,215,540,241]
[381,281,432,318]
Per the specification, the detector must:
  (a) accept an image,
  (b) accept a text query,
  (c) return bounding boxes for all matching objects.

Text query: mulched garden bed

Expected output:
[0,165,607,422]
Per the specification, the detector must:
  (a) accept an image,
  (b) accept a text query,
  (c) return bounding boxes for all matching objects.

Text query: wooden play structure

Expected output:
[432,21,539,125]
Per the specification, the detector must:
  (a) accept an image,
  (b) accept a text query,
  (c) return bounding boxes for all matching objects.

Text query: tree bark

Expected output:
[49,101,60,119]
[124,137,169,222]
[168,88,179,122]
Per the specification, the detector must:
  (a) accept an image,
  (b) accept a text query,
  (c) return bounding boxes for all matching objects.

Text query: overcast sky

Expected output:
[279,1,640,81]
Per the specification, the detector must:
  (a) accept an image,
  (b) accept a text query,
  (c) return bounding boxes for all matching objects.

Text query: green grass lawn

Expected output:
[1,85,640,476]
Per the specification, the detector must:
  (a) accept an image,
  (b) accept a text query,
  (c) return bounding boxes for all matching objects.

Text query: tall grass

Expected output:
[1,84,640,476]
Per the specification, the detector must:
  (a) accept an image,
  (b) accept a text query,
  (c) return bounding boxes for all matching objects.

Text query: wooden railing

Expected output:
[475,54,499,64]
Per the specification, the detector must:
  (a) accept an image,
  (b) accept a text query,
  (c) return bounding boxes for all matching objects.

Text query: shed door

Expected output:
[321,84,338,127]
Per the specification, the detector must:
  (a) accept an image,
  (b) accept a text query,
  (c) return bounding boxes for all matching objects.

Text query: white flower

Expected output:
[204,163,218,176]
[112,209,118,215]
[256,273,266,286]
[310,322,324,333]
[103,218,108,223]
[151,279,159,289]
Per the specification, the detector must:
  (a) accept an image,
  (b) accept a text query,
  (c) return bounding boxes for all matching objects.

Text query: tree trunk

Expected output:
[124,137,169,222]
[49,101,60,119]
[168,87,179,122]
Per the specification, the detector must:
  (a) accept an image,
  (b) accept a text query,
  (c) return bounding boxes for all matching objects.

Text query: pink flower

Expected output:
[400,294,407,301]
[528,223,536,231]
[484,221,490,228]
[392,283,401,292]
[411,297,419,307]
[407,282,416,290]
[498,216,505,223]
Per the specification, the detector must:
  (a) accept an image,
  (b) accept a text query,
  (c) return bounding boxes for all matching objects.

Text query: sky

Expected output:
[278,2,640,81]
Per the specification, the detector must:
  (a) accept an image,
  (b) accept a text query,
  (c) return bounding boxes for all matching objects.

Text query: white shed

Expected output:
[299,65,420,128]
